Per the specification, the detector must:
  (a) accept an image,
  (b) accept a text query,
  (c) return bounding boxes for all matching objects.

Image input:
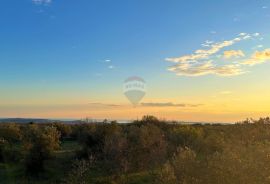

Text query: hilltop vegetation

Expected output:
[1,116,270,183]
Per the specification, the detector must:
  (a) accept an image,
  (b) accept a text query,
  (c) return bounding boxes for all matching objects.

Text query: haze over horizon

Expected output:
[1,0,270,123]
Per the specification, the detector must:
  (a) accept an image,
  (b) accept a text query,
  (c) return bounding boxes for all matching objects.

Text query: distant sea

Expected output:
[0,118,231,124]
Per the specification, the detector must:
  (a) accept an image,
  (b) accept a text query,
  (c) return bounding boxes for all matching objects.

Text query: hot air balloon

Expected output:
[123,76,146,106]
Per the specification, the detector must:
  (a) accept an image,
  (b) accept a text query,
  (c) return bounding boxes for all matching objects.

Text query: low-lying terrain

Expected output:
[1,116,270,184]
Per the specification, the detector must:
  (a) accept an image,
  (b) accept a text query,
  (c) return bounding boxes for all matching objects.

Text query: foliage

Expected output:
[63,156,95,184]
[1,117,270,183]
[23,125,61,175]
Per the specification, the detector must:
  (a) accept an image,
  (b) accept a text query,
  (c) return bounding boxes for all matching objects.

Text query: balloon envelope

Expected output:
[123,76,146,106]
[124,90,145,106]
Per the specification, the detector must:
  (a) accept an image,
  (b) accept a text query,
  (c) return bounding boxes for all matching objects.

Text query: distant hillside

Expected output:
[0,118,82,124]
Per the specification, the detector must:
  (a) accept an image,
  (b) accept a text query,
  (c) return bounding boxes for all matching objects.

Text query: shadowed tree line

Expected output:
[1,116,270,183]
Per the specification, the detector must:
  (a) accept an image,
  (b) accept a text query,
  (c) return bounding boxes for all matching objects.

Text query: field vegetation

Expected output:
[1,116,270,183]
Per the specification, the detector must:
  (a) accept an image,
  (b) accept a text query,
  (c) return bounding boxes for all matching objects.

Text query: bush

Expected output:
[23,125,60,175]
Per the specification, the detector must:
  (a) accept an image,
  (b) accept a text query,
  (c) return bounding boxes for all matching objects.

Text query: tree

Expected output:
[0,138,7,162]
[0,123,21,145]
[0,123,22,162]
[103,123,128,174]
[171,147,199,184]
[127,124,167,171]
[64,157,95,184]
[52,123,72,140]
[155,162,177,184]
[23,125,60,175]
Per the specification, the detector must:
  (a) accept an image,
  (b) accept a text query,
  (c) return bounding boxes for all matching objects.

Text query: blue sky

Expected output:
[1,0,270,122]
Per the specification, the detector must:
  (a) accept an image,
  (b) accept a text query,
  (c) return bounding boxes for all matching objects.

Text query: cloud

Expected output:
[100,59,111,63]
[166,33,260,77]
[108,65,115,69]
[88,103,120,107]
[253,33,260,37]
[223,50,245,59]
[220,91,233,95]
[168,61,244,76]
[201,40,214,47]
[166,34,252,63]
[239,33,247,36]
[32,0,52,5]
[253,45,264,50]
[141,102,202,107]
[100,59,115,70]
[253,49,270,60]
[242,49,270,66]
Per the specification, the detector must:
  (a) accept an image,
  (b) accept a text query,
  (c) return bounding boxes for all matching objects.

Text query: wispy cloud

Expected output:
[242,49,270,66]
[88,103,120,107]
[168,61,244,77]
[141,102,202,107]
[166,33,252,63]
[100,59,111,63]
[108,65,115,69]
[32,0,52,5]
[253,45,264,50]
[100,59,116,69]
[166,33,261,77]
[201,40,214,47]
[220,91,233,95]
[252,49,270,60]
[223,50,245,59]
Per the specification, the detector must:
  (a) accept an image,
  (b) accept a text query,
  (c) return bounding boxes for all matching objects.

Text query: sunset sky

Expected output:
[1,0,270,122]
